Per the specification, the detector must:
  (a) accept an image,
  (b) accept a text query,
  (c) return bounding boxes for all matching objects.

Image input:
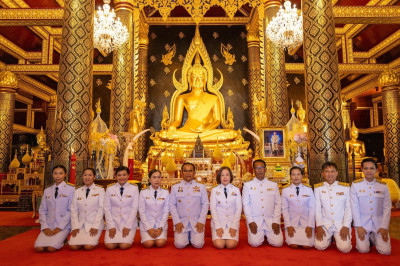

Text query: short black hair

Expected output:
[83,167,96,176]
[148,169,161,185]
[216,166,234,184]
[322,161,337,171]
[181,162,196,171]
[115,166,129,175]
[289,166,303,175]
[361,158,377,168]
[252,159,266,168]
[52,165,67,174]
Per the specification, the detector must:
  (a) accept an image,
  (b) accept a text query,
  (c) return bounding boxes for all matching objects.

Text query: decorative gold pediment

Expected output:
[133,0,261,24]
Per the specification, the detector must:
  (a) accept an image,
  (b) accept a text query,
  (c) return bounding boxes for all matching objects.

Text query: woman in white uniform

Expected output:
[34,165,75,252]
[139,169,170,248]
[69,168,105,250]
[104,166,139,250]
[281,166,315,249]
[210,166,242,249]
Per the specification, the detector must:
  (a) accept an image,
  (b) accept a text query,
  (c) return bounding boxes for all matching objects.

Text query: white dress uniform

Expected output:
[281,183,315,247]
[210,184,242,241]
[314,181,352,253]
[104,182,139,244]
[34,181,75,249]
[138,186,170,243]
[169,180,209,249]
[242,177,283,247]
[350,178,391,255]
[68,184,105,246]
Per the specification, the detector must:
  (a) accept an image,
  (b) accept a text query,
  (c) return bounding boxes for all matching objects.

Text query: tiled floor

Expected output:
[0,217,399,242]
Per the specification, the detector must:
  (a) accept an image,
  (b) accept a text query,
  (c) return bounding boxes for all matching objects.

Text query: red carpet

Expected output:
[0,212,38,227]
[391,210,400,218]
[0,225,398,266]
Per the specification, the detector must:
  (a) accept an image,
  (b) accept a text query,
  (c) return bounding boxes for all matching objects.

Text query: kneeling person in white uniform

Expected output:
[210,167,242,249]
[282,166,315,249]
[170,162,209,249]
[350,158,391,255]
[139,169,170,248]
[242,159,283,247]
[314,162,352,253]
[34,165,75,252]
[69,168,105,250]
[104,166,139,250]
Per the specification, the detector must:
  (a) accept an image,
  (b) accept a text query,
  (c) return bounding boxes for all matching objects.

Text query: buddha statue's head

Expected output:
[188,53,207,91]
[350,121,359,140]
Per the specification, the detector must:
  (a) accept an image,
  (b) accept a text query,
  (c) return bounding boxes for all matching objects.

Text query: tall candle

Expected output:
[69,148,76,184]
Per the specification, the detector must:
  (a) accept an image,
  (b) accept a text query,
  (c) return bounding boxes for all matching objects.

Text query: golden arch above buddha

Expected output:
[155,26,239,144]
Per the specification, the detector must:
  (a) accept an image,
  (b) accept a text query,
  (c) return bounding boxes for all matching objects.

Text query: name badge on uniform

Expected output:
[59,194,68,197]
[111,194,116,197]
[92,194,99,197]
[146,196,150,199]
[77,197,82,200]
[336,192,344,196]
[267,188,274,191]
[126,195,132,198]
[374,191,383,194]
[321,191,326,194]
[289,194,294,197]
[302,195,309,197]
[157,198,165,200]
[216,191,221,195]
[232,192,237,196]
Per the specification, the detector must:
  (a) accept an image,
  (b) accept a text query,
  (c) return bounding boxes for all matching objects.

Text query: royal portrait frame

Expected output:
[260,127,290,163]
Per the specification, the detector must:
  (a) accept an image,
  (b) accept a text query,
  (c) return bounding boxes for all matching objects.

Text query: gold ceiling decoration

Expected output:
[133,0,262,23]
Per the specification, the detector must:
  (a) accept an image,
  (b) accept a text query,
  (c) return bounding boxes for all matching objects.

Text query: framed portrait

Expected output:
[260,127,289,162]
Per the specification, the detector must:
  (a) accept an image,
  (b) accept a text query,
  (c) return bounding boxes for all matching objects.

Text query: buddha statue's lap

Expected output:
[157,52,237,143]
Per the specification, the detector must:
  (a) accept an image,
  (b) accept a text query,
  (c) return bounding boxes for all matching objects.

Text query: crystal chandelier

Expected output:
[94,0,129,56]
[266,1,303,50]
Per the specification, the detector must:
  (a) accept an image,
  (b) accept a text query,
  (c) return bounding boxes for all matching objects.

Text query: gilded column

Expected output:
[302,0,346,184]
[45,95,57,186]
[0,71,17,173]
[54,0,94,185]
[264,0,289,126]
[110,0,134,160]
[134,13,149,162]
[379,69,400,184]
[247,9,262,157]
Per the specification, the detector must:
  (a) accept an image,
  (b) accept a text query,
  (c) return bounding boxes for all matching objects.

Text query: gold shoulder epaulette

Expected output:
[338,182,349,187]
[45,184,53,189]
[211,184,219,189]
[303,184,312,188]
[376,179,386,185]
[232,184,239,188]
[161,186,169,190]
[314,182,324,188]
[76,185,84,190]
[172,180,181,186]
[66,182,75,187]
[282,184,290,189]
[107,182,116,187]
[353,179,363,183]
[95,184,103,188]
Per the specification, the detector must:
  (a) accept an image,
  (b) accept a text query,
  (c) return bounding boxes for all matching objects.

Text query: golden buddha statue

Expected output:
[345,121,366,158]
[128,99,146,135]
[156,27,238,144]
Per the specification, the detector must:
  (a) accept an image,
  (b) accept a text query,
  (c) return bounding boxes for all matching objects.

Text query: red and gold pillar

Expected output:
[0,71,17,173]
[53,0,94,185]
[302,0,346,184]
[379,69,400,184]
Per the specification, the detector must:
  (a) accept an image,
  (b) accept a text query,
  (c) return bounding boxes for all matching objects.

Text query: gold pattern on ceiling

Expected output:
[132,0,261,23]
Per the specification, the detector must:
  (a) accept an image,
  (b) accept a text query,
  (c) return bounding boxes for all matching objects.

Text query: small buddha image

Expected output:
[345,121,366,159]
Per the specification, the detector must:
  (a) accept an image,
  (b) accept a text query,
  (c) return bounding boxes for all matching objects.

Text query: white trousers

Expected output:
[174,224,204,249]
[355,229,391,255]
[314,225,352,253]
[247,221,283,248]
